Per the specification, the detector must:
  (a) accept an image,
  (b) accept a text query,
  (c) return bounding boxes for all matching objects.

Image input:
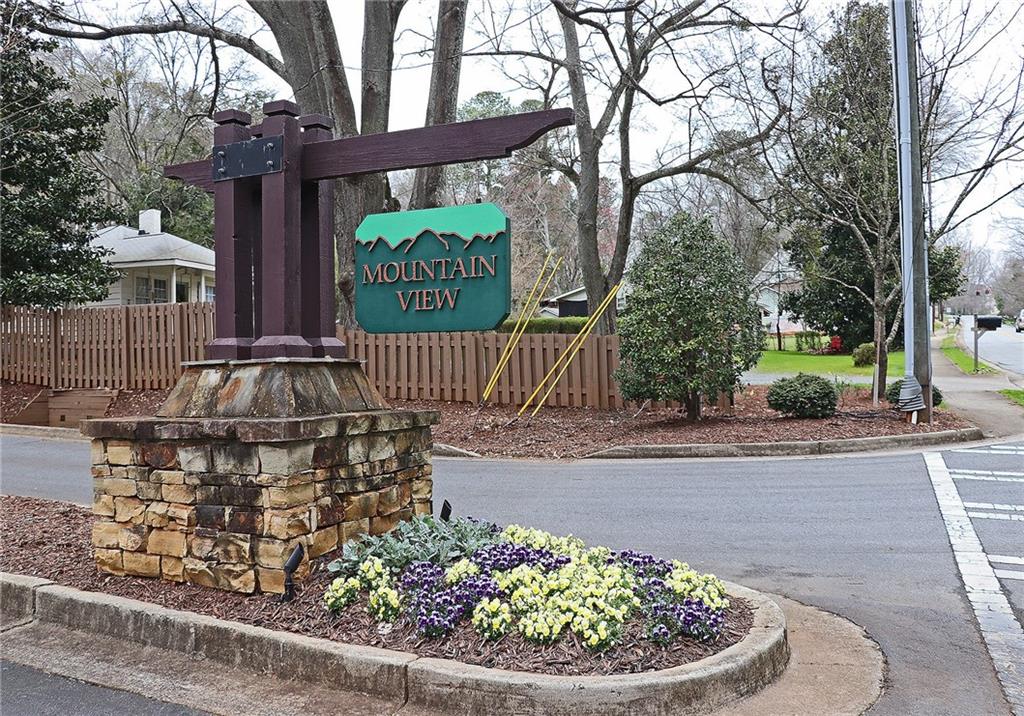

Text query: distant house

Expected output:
[753,249,804,334]
[87,210,215,307]
[539,285,630,318]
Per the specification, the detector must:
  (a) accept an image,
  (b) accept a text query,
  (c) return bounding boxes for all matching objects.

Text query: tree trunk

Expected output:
[558,10,612,335]
[410,0,467,210]
[249,0,405,328]
[684,390,702,421]
[873,298,889,402]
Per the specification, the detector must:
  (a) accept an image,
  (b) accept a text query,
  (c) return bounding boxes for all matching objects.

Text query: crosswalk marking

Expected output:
[964,502,1024,512]
[923,451,1024,712]
[994,569,1024,582]
[990,555,1024,566]
[950,471,1024,484]
[953,449,1024,456]
[967,511,1024,522]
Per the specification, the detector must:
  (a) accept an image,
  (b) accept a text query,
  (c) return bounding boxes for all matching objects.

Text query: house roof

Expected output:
[542,286,588,304]
[753,249,801,288]
[92,225,215,270]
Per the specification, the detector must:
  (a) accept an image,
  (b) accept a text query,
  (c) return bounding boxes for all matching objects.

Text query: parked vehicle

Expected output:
[1015,309,1024,333]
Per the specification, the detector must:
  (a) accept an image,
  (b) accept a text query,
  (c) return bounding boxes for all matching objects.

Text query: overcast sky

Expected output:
[85,0,1023,256]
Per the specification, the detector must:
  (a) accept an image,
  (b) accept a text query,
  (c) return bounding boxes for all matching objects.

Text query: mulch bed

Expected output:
[0,495,752,676]
[394,386,970,459]
[1,381,43,422]
[106,389,171,418]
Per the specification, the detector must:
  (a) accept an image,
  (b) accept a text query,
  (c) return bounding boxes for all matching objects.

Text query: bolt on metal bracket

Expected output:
[212,135,285,181]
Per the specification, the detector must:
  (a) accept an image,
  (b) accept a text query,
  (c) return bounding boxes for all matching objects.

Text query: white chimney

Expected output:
[138,209,161,235]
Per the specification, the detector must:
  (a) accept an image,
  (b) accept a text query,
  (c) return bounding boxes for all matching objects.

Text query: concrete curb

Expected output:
[433,442,482,458]
[0,572,787,715]
[583,427,985,459]
[0,423,87,441]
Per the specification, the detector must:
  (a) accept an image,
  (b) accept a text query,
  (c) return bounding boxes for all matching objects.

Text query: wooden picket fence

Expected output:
[342,329,630,409]
[1,303,215,390]
[2,303,635,407]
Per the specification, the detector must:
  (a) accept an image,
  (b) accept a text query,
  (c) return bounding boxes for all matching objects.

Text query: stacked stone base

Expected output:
[85,411,435,593]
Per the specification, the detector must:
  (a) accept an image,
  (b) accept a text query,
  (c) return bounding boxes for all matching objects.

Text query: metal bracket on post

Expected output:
[213,135,284,181]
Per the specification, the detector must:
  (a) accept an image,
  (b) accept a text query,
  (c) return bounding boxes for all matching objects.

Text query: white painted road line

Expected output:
[967,511,1024,522]
[995,569,1024,582]
[951,473,1024,484]
[953,448,1024,455]
[924,452,1024,712]
[990,556,1024,566]
[951,469,1024,477]
[964,502,1024,512]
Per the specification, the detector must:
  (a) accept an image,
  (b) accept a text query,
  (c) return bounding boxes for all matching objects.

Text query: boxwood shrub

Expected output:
[886,379,943,407]
[497,317,589,334]
[852,342,875,367]
[766,373,838,418]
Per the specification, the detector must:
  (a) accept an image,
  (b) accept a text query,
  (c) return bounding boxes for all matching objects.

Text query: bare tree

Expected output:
[470,0,800,332]
[61,30,269,244]
[761,2,1024,397]
[33,0,462,324]
[410,0,468,209]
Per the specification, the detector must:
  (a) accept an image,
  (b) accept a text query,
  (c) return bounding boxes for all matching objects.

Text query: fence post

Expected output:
[48,308,59,388]
[122,305,132,390]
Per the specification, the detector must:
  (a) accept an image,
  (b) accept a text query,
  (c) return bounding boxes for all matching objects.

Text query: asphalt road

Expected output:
[960,314,1024,376]
[0,660,205,715]
[1,434,1021,715]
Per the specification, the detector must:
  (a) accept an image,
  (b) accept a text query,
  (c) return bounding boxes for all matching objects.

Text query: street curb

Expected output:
[433,442,482,458]
[0,572,788,715]
[583,427,985,459]
[0,423,87,441]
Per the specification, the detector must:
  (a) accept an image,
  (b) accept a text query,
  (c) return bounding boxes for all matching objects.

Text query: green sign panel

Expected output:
[354,203,511,333]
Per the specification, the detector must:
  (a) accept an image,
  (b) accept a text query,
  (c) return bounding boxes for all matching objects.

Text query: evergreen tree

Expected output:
[616,213,763,421]
[1,1,118,307]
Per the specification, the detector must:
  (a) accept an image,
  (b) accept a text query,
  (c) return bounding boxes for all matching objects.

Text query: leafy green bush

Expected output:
[851,342,875,367]
[497,316,589,334]
[327,515,500,576]
[616,212,763,420]
[885,379,943,407]
[794,331,823,352]
[766,373,838,418]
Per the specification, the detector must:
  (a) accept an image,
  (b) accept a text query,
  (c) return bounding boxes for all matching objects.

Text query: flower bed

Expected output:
[0,495,751,676]
[322,516,744,661]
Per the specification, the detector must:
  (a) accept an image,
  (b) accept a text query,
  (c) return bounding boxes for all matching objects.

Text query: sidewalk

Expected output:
[931,332,1023,438]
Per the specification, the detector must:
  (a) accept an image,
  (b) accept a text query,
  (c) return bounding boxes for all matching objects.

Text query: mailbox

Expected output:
[976,315,1002,331]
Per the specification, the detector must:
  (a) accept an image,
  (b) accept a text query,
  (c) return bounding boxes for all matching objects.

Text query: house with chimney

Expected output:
[86,209,215,306]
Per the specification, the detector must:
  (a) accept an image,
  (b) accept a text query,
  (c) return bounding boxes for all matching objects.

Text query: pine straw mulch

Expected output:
[395,385,970,459]
[0,494,752,676]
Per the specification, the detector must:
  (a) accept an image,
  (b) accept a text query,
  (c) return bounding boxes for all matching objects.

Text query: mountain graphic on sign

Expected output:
[359,228,506,255]
[355,202,508,249]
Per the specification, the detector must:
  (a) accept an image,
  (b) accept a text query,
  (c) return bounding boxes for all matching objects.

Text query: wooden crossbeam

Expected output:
[165,108,573,192]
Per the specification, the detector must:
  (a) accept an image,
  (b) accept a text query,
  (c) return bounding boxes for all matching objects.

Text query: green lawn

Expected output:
[999,389,1024,408]
[940,334,996,374]
[754,345,905,377]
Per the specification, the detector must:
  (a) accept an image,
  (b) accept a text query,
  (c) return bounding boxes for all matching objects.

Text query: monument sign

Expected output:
[355,203,511,333]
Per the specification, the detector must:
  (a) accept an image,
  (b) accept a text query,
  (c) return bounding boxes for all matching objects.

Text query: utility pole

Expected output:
[890,0,932,422]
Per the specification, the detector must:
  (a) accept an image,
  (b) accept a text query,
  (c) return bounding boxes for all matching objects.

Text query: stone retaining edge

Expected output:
[583,427,985,459]
[0,573,788,715]
[406,582,789,716]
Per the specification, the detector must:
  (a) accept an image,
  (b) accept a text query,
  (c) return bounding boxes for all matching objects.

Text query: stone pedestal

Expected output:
[81,359,438,594]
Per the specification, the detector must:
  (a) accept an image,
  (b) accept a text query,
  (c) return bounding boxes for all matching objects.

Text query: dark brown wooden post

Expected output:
[299,114,346,358]
[207,109,255,360]
[251,101,313,358]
